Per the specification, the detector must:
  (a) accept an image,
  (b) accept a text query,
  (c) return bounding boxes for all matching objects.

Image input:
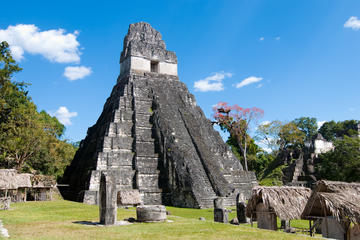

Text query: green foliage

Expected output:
[227,135,263,172]
[319,120,359,141]
[255,120,282,152]
[278,122,305,150]
[259,164,286,186]
[292,117,317,141]
[0,41,76,178]
[316,136,360,182]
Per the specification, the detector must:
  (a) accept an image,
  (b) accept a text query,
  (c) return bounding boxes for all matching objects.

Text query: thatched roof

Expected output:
[301,180,360,224]
[16,174,32,188]
[246,186,311,221]
[0,169,55,190]
[0,169,18,190]
[31,175,56,188]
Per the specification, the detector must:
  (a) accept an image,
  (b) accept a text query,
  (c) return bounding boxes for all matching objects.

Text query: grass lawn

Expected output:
[0,200,317,240]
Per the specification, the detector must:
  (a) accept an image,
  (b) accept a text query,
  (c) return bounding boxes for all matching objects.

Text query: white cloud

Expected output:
[0,24,81,63]
[260,120,270,126]
[259,37,264,41]
[275,36,280,40]
[344,16,360,30]
[256,83,263,88]
[317,121,326,129]
[235,76,263,88]
[194,71,232,92]
[49,106,77,126]
[64,66,92,81]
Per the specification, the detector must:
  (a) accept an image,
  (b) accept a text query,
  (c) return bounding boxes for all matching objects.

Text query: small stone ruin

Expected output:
[136,205,167,222]
[99,172,117,225]
[236,193,247,224]
[213,198,229,223]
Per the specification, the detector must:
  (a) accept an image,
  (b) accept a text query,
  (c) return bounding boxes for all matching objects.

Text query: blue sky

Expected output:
[1,0,360,142]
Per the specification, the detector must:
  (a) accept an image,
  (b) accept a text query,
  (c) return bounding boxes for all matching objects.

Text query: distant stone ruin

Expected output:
[62,22,257,208]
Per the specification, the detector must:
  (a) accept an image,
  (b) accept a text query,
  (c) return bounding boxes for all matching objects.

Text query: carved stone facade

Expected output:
[62,22,257,208]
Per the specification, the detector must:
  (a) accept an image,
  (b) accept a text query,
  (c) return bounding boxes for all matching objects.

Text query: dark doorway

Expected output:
[151,61,159,73]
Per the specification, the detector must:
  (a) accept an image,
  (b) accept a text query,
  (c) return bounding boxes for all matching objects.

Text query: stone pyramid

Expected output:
[62,22,257,208]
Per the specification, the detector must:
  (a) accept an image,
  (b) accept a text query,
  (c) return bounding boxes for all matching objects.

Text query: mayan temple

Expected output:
[62,22,257,208]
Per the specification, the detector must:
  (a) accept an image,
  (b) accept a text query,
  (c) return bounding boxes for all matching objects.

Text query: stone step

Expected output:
[113,108,133,123]
[136,173,160,189]
[134,99,152,114]
[102,136,133,150]
[135,157,159,172]
[135,127,153,141]
[89,169,136,190]
[141,192,162,205]
[106,122,133,137]
[136,141,157,156]
[106,150,134,167]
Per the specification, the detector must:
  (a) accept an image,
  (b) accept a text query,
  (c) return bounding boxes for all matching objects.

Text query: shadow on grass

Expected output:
[73,221,99,226]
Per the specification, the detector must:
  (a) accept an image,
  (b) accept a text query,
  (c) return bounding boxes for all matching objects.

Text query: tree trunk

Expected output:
[244,139,248,171]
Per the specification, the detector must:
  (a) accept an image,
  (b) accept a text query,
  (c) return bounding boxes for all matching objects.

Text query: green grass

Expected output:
[0,200,317,240]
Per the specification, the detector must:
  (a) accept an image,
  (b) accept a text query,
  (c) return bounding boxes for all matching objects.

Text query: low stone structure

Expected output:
[214,198,229,223]
[302,180,360,240]
[136,205,167,222]
[236,200,247,224]
[246,186,311,231]
[99,172,117,225]
[117,189,142,206]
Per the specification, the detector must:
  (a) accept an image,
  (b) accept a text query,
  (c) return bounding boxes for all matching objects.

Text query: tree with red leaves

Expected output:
[213,102,264,171]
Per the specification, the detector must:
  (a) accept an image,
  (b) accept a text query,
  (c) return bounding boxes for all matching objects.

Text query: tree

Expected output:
[292,117,317,141]
[0,41,77,178]
[255,120,282,153]
[319,120,359,141]
[318,120,337,141]
[278,122,305,150]
[213,102,264,171]
[316,136,360,182]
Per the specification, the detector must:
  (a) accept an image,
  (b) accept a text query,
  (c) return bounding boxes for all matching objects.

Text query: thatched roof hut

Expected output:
[301,180,360,224]
[16,174,32,188]
[0,169,18,190]
[246,186,311,221]
[31,175,56,188]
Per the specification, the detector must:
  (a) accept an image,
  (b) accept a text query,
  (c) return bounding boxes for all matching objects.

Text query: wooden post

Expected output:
[309,220,312,237]
[250,213,253,227]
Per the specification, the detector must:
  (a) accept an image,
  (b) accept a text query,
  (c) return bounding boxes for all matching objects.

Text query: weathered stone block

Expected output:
[117,189,142,206]
[84,190,98,205]
[136,157,159,173]
[134,100,152,114]
[214,197,225,209]
[136,205,166,222]
[99,172,117,225]
[256,203,277,230]
[111,136,133,149]
[214,208,229,223]
[136,142,156,156]
[136,173,159,188]
[236,201,247,224]
[141,192,162,205]
[117,122,133,136]
[107,151,133,166]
